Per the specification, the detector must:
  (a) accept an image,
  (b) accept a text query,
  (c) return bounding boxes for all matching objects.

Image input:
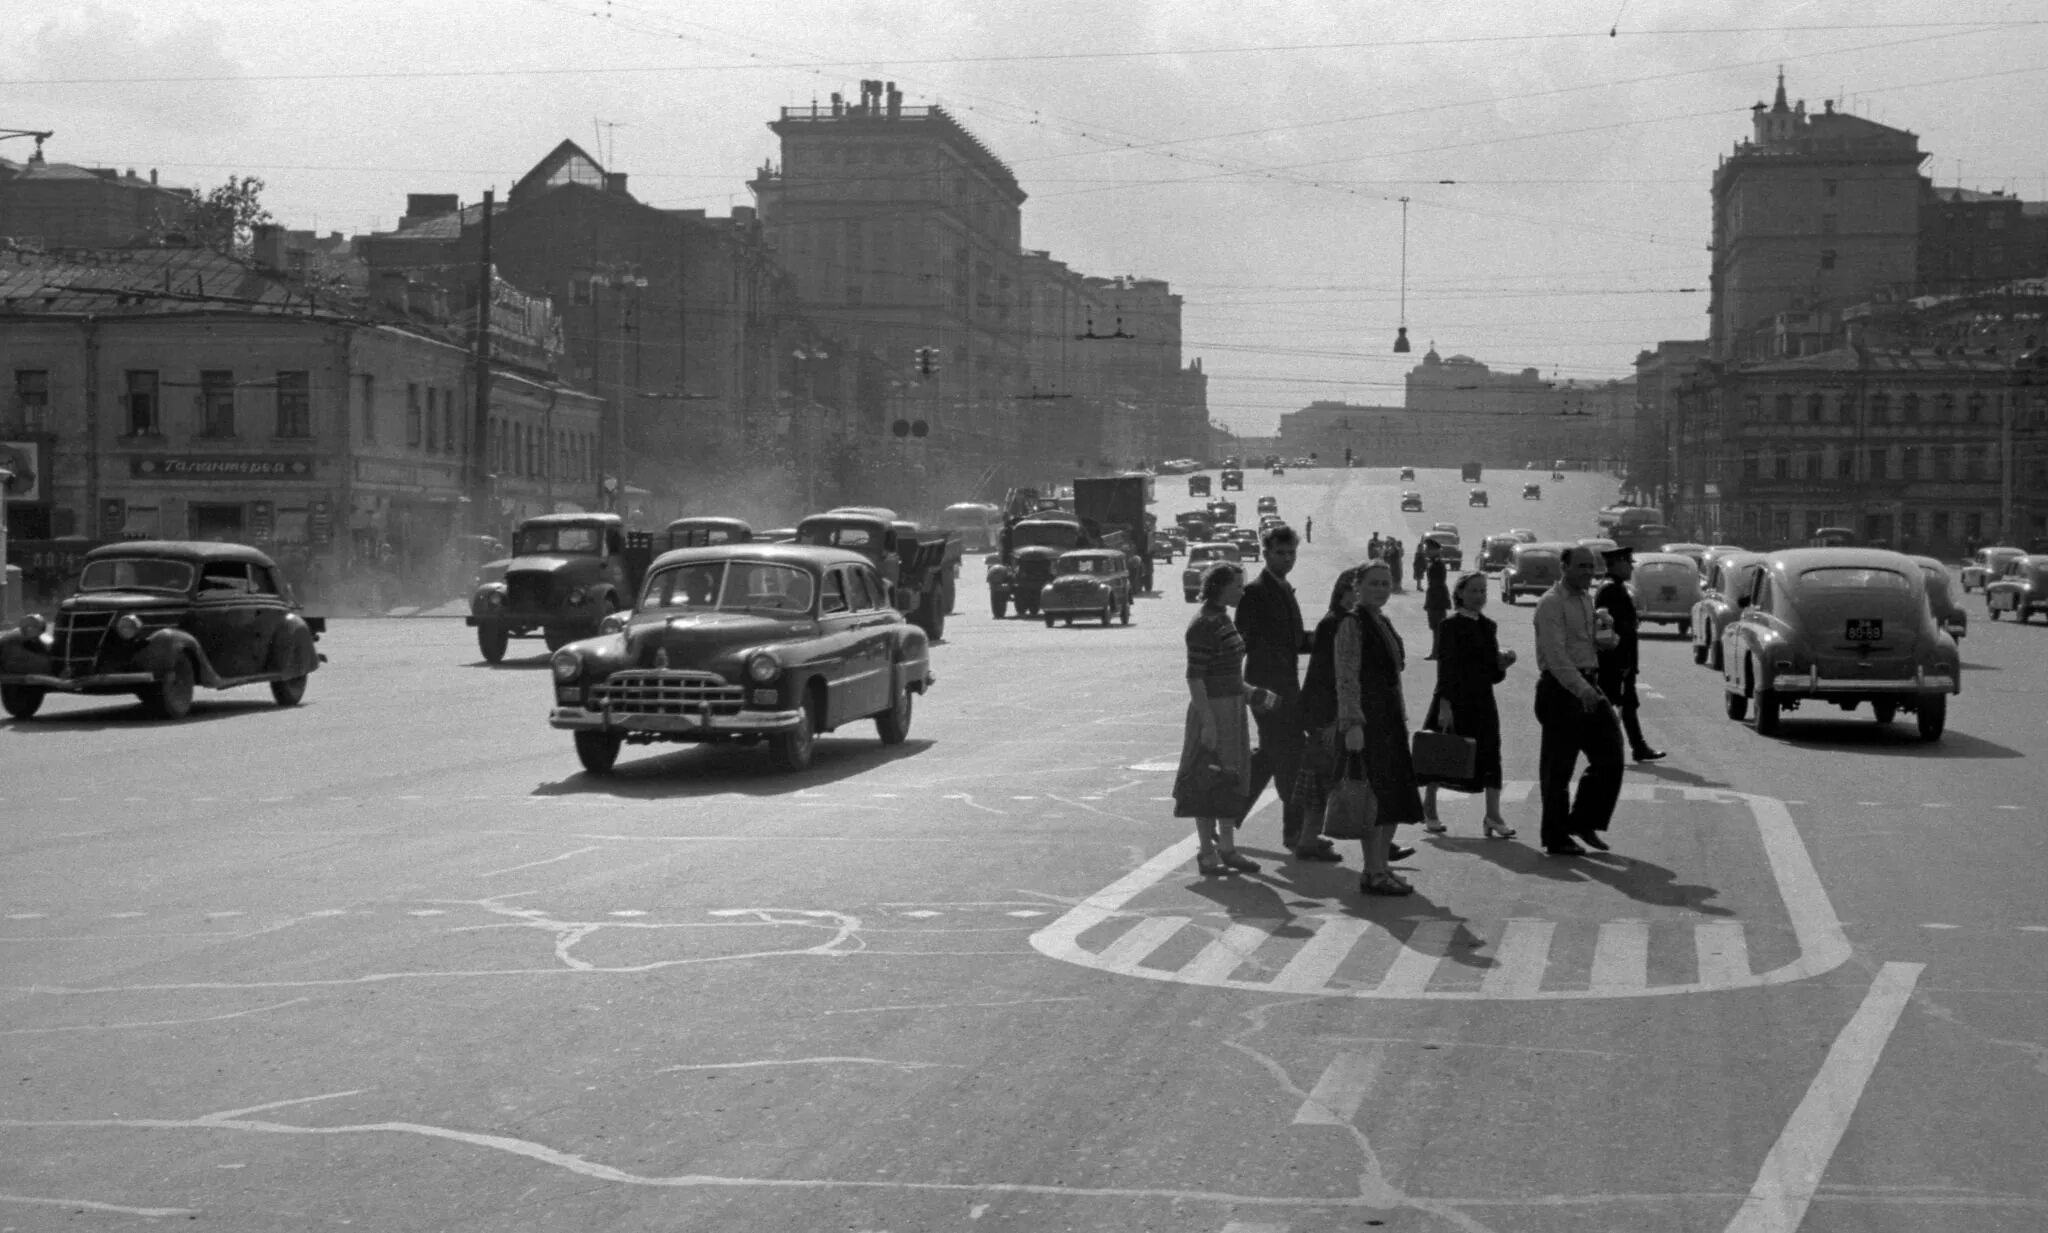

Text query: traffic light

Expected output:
[914,347,938,378]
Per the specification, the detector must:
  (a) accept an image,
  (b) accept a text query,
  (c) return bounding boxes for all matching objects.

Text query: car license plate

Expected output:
[1844,619,1882,641]
[1991,592,2014,609]
[1659,586,1676,600]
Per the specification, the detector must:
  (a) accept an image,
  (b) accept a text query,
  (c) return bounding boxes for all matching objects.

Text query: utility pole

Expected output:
[470,189,495,535]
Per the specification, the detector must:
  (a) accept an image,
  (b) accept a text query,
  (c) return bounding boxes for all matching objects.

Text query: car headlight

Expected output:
[18,613,47,639]
[113,613,143,640]
[567,587,588,605]
[484,589,505,607]
[550,650,581,682]
[746,651,780,683]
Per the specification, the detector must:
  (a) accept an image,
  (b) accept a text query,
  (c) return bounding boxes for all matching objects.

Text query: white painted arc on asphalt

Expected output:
[1292,1045,1387,1126]
[1028,787,1850,999]
[1723,962,1924,1233]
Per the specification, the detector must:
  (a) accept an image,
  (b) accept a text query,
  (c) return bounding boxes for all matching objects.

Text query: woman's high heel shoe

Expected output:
[1483,818,1518,840]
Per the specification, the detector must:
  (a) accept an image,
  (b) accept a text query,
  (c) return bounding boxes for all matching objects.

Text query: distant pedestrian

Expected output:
[1412,543,1429,590]
[1304,515,1314,544]
[1531,546,1623,856]
[1235,525,1312,851]
[1336,559,1426,895]
[1423,544,1450,658]
[1596,546,1666,763]
[1367,532,1384,560]
[1386,540,1404,591]
[1174,560,1278,876]
[1421,572,1516,838]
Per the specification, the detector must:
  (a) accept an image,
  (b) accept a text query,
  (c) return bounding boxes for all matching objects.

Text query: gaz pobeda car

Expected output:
[1629,551,1701,636]
[1909,556,1968,639]
[1984,553,2048,623]
[1692,551,1765,669]
[1720,548,1959,740]
[547,543,934,774]
[1182,542,1238,602]
[1499,541,1566,604]
[1960,545,2025,592]
[1,541,324,720]
[1037,548,1133,627]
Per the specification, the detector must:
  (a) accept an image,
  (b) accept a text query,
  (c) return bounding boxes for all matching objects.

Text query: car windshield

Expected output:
[77,557,195,593]
[1191,547,1231,562]
[1638,562,1693,580]
[1058,555,1111,574]
[514,525,603,554]
[1798,567,1913,593]
[643,562,816,614]
[1013,523,1082,550]
[1518,551,1558,566]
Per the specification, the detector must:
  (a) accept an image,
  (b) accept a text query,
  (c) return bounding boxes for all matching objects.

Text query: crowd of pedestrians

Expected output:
[1173,523,1668,895]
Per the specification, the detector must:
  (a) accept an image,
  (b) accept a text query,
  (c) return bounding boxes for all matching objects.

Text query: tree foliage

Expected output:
[163,174,273,256]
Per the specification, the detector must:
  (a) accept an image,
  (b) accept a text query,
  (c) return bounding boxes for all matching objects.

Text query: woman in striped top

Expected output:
[1173,560,1277,876]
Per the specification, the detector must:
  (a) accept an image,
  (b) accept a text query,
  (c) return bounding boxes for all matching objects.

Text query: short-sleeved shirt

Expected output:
[1185,604,1246,697]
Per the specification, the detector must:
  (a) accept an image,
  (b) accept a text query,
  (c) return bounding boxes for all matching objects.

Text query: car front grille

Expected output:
[1016,561,1055,584]
[49,610,179,677]
[588,670,745,718]
[506,574,554,610]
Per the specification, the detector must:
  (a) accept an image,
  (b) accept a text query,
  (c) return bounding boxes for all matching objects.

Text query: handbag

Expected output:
[1174,756,1247,821]
[1320,751,1378,840]
[1411,729,1478,785]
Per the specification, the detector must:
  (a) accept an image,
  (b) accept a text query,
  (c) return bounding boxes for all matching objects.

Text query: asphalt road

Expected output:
[4,465,2045,1232]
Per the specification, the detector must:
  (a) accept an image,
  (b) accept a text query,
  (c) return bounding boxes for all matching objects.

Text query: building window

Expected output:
[1742,452,1760,481]
[1902,393,1920,423]
[425,387,439,452]
[124,371,160,435]
[1933,445,1953,479]
[1965,512,1984,539]
[407,382,423,447]
[1901,510,1919,542]
[1932,510,1950,542]
[275,371,310,438]
[1821,213,1837,234]
[360,374,377,442]
[1823,178,1838,198]
[199,370,236,437]
[1836,393,1855,422]
[1967,392,1986,423]
[1820,249,1837,270]
[1935,392,1955,422]
[1774,393,1794,422]
[1868,447,1888,480]
[1773,511,1791,543]
[1868,392,1889,424]
[1742,395,1761,423]
[14,369,50,430]
[1804,392,1823,422]
[443,390,457,454]
[1773,452,1791,480]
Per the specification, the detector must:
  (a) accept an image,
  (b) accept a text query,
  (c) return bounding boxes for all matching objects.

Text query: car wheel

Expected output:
[1751,666,1781,736]
[144,655,196,720]
[1692,639,1708,665]
[875,682,913,745]
[1708,640,1724,672]
[1100,603,1112,627]
[1677,619,1693,639]
[573,730,624,775]
[770,695,817,771]
[2018,607,2031,625]
[0,683,45,720]
[1185,589,1198,602]
[477,624,509,662]
[1916,694,1946,741]
[1987,606,2001,621]
[270,675,308,707]
[1872,700,1898,725]
[1120,598,1131,626]
[990,594,1007,620]
[1044,614,1055,628]
[1723,687,1747,721]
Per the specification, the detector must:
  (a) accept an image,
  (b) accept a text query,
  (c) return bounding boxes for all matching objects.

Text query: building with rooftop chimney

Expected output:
[0,153,191,250]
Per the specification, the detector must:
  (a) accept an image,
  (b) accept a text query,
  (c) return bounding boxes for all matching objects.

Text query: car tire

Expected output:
[1044,615,1055,628]
[1692,639,1708,665]
[144,655,196,720]
[1916,694,1946,741]
[1,683,45,720]
[1100,604,1112,627]
[2018,606,2031,625]
[477,624,509,663]
[1723,687,1747,721]
[770,695,817,771]
[574,730,623,775]
[875,682,913,745]
[1708,640,1724,672]
[1872,700,1898,725]
[1751,669,1781,736]
[1184,589,1198,602]
[1120,598,1131,626]
[1987,606,2001,621]
[1677,619,1693,639]
[990,594,1007,620]
[270,676,307,707]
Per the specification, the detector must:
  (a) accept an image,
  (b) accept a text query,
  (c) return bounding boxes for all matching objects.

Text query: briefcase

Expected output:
[1411,730,1477,785]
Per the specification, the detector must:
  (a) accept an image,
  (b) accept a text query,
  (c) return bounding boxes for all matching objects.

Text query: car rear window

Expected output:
[1517,550,1558,565]
[1637,562,1692,579]
[1798,567,1913,593]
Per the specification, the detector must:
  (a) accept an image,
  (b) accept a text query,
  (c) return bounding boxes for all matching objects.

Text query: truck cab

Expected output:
[796,511,954,640]
[989,511,1091,619]
[467,513,650,663]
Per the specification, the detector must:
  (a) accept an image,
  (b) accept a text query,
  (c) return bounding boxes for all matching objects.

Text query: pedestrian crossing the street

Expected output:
[1030,782,1851,1000]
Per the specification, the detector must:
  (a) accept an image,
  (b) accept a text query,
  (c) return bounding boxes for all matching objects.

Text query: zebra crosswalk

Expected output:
[1029,784,1850,1000]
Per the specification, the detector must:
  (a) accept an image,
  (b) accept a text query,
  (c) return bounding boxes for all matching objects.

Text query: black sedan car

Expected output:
[1,541,325,720]
[547,544,935,774]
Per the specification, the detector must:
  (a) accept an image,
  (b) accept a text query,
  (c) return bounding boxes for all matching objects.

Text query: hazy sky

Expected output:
[7,0,2046,435]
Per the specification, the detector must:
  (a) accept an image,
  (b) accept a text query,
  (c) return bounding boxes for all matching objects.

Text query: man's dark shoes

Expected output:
[1543,842,1587,857]
[1632,748,1668,763]
[1576,831,1610,852]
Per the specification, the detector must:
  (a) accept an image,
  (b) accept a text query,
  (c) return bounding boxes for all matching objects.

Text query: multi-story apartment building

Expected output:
[1633,340,1711,506]
[1,244,599,595]
[0,152,192,249]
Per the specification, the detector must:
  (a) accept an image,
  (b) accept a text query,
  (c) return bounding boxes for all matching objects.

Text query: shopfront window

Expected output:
[201,370,236,437]
[275,371,310,438]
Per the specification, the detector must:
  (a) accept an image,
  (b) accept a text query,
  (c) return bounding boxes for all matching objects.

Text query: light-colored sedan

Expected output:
[1181,543,1238,602]
[1691,552,1765,669]
[1630,552,1701,635]
[1960,545,2026,592]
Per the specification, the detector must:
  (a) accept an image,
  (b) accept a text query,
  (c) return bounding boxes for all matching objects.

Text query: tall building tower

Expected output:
[1709,72,1925,358]
[749,81,1027,465]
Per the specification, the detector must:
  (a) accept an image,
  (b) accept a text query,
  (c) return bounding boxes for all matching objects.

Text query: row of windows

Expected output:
[489,417,596,484]
[1742,505,1991,546]
[1739,442,2018,483]
[1740,389,2022,426]
[115,369,313,439]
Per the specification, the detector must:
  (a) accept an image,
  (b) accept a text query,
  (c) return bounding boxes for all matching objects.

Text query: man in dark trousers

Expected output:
[1531,546,1625,855]
[1233,524,1327,856]
[1304,515,1313,543]
[1595,546,1666,762]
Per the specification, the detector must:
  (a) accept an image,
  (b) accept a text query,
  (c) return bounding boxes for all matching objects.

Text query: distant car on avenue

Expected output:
[1398,466,1416,481]
[1257,495,1279,516]
[1960,545,2026,592]
[1500,542,1566,604]
[1038,549,1133,627]
[1188,473,1212,498]
[1182,542,1237,602]
[1691,551,1765,669]
[1400,491,1423,512]
[1908,556,1967,640]
[1480,533,1519,573]
[1720,548,1959,741]
[1423,530,1463,570]
[1659,541,1711,570]
[547,543,933,775]
[1221,468,1245,492]
[665,517,753,551]
[1468,488,1489,507]
[1,541,325,720]
[1629,552,1701,636]
[1984,553,2048,623]
[469,514,647,663]
[1522,483,1543,500]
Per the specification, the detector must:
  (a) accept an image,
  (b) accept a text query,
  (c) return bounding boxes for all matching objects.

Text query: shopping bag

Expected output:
[1411,730,1478,785]
[1320,752,1378,840]
[1173,757,1247,821]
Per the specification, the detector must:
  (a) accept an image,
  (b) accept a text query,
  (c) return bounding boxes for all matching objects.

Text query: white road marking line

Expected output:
[1178,921,1277,982]
[1479,919,1556,998]
[407,909,446,917]
[1695,920,1751,986]
[1269,917,1373,993]
[1219,1223,1290,1233]
[205,911,246,919]
[1376,921,1455,995]
[105,912,146,919]
[1919,923,1960,930]
[1004,910,1046,918]
[1723,962,1924,1233]
[899,910,942,919]
[0,1194,198,1219]
[305,909,349,917]
[479,846,600,879]
[607,910,648,918]
[4,913,46,920]
[1292,1045,1387,1126]
[1094,916,1188,970]
[1996,805,2023,811]
[1589,920,1650,994]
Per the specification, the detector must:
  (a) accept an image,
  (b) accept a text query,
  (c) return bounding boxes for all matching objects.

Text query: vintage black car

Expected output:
[795,509,956,640]
[1400,491,1423,512]
[1187,473,1212,498]
[548,544,935,774]
[1468,488,1489,507]
[1256,495,1279,516]
[1220,468,1244,492]
[1522,483,1542,500]
[1908,555,1968,639]
[1984,553,2048,623]
[664,517,753,551]
[1038,549,1133,627]
[1,541,324,720]
[469,514,650,662]
[1398,466,1416,481]
[1720,549,1959,740]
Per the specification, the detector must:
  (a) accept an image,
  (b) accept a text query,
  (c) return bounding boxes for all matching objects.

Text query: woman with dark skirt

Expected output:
[1287,565,1364,862]
[1423,546,1451,659]
[1336,559,1427,894]
[1173,561,1277,876]
[1422,572,1517,838]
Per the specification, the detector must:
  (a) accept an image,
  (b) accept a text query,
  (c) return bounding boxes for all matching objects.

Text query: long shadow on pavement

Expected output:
[1748,720,2022,759]
[3,697,285,731]
[1452,833,1736,916]
[530,736,937,798]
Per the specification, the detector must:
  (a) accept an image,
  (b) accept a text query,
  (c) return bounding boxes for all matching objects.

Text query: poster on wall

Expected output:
[1,440,43,503]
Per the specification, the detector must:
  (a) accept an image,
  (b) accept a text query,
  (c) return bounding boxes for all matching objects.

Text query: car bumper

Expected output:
[2,671,158,692]
[548,706,805,735]
[1770,670,1958,695]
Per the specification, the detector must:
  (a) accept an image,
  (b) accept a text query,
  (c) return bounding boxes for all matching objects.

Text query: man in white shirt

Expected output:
[1530,546,1624,855]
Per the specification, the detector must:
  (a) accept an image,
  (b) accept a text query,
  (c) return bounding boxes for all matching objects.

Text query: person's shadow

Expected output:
[1459,836,1733,916]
